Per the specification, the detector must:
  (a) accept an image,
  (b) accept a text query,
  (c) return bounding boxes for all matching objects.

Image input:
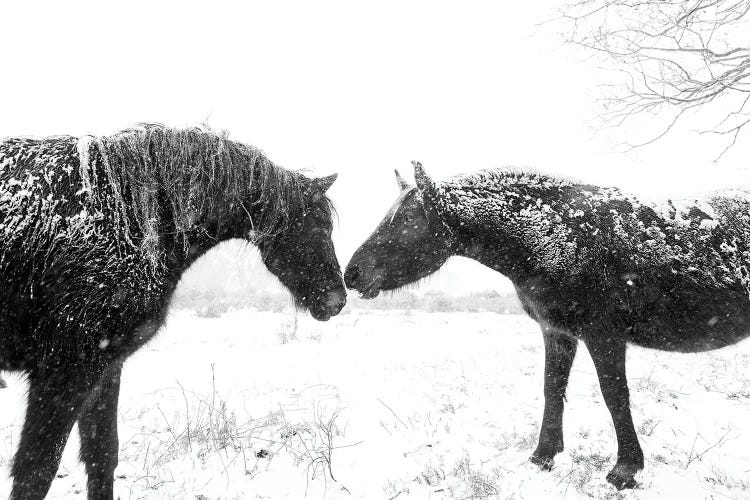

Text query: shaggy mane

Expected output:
[80,124,326,260]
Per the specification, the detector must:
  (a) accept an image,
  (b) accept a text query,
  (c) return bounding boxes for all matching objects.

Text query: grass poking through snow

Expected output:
[0,309,748,499]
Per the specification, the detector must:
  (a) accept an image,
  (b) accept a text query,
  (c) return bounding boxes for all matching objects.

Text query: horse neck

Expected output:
[440,179,567,286]
[162,164,297,249]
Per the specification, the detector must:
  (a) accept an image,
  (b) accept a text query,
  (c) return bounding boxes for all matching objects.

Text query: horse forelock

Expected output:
[386,187,418,224]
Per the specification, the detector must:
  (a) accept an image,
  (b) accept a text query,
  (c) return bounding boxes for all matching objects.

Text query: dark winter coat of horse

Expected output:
[0,125,346,499]
[345,161,750,489]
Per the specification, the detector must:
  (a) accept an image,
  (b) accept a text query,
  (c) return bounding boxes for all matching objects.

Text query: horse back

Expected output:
[512,188,750,353]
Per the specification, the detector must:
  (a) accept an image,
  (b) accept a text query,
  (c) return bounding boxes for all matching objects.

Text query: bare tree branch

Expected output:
[558,0,750,158]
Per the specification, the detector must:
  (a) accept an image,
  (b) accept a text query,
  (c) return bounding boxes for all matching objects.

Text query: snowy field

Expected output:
[0,308,749,499]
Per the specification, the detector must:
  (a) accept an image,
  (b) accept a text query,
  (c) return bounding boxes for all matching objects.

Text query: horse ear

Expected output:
[310,173,338,193]
[394,169,411,191]
[412,161,437,202]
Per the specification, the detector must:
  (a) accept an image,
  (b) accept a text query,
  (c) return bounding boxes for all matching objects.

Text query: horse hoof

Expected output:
[606,463,641,490]
[529,453,555,471]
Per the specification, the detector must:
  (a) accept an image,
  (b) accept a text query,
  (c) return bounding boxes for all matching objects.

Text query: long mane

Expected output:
[80,124,314,259]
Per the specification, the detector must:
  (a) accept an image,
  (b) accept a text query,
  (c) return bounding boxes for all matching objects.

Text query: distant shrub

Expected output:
[171,286,293,316]
[172,283,523,315]
[424,291,453,312]
[195,302,227,318]
[345,289,524,314]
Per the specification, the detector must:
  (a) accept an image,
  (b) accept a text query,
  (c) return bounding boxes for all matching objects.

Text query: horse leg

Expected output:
[530,330,577,470]
[78,361,123,500]
[584,337,644,489]
[11,369,101,500]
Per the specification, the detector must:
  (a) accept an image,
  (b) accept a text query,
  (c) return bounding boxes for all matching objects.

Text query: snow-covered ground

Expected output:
[0,308,749,499]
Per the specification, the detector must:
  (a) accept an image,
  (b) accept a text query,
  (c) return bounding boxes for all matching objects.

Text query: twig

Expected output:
[176,380,192,452]
[685,426,734,468]
[377,398,411,430]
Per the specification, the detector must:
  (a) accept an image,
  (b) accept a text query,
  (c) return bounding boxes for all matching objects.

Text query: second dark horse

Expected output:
[0,125,346,499]
[345,161,750,489]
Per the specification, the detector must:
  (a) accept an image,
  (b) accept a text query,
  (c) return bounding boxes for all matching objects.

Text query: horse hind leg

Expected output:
[530,330,578,470]
[78,361,122,500]
[10,369,101,500]
[584,337,644,489]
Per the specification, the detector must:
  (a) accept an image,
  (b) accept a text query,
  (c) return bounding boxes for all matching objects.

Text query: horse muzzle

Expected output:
[310,288,347,321]
[344,263,383,299]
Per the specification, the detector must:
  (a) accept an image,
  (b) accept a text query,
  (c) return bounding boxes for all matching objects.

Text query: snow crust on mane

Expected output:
[441,168,573,193]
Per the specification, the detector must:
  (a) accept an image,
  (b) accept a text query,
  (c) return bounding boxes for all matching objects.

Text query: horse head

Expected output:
[345,162,454,298]
[257,173,346,320]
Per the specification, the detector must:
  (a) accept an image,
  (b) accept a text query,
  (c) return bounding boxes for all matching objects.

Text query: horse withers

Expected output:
[345,161,750,489]
[0,125,346,499]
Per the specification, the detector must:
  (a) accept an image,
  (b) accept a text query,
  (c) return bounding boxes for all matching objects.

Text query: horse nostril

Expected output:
[344,265,360,288]
[325,289,347,314]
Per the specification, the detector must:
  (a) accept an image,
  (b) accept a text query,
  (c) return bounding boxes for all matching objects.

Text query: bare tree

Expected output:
[558,0,750,159]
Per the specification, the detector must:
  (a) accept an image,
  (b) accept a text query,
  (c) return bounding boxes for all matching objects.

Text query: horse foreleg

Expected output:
[78,361,122,500]
[530,330,577,470]
[11,369,100,500]
[584,337,644,489]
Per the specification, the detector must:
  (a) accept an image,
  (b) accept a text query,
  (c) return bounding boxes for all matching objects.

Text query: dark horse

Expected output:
[0,125,346,499]
[345,161,750,489]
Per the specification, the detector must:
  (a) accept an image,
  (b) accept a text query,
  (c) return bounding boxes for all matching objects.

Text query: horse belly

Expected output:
[624,286,750,353]
[516,282,750,353]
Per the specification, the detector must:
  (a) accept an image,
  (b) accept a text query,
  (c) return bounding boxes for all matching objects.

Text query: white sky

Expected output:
[2,1,748,294]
